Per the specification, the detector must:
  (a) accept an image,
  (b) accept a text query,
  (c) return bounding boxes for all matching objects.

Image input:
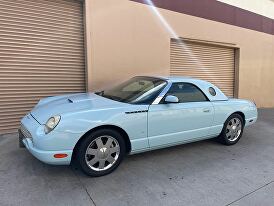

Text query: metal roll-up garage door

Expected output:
[0,0,85,134]
[170,39,235,97]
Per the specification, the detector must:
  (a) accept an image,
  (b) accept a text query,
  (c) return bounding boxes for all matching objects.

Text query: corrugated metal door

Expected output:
[170,39,235,97]
[0,0,85,134]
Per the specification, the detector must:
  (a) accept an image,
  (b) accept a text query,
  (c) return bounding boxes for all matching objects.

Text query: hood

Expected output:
[31,93,127,124]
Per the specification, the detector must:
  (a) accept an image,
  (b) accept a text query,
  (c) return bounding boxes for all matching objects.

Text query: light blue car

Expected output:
[19,76,257,176]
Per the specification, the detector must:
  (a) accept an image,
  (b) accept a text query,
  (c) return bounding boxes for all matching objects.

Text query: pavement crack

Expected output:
[72,169,97,206]
[225,180,274,206]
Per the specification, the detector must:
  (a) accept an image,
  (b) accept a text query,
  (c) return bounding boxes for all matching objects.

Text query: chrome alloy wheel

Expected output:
[85,136,120,171]
[226,117,242,142]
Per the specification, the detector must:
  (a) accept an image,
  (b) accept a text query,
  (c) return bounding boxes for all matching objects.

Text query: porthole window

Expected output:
[209,87,216,96]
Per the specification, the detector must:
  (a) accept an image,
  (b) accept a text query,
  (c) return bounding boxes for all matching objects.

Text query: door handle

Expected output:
[203,108,210,113]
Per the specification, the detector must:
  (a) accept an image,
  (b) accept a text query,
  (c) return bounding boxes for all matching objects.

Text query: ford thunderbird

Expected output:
[19,76,257,176]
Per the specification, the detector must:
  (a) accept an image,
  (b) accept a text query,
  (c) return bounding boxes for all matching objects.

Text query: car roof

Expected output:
[145,75,229,101]
[155,75,201,82]
[160,76,192,81]
[153,75,213,85]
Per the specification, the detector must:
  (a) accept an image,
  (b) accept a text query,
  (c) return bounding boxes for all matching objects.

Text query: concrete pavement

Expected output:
[1,109,274,206]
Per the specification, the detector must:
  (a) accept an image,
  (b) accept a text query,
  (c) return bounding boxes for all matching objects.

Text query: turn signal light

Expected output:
[54,154,68,158]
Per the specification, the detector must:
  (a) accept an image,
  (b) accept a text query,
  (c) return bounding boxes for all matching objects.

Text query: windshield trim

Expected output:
[151,80,173,105]
[95,77,168,105]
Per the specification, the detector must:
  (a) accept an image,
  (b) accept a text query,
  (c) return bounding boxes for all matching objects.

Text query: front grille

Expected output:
[20,123,32,139]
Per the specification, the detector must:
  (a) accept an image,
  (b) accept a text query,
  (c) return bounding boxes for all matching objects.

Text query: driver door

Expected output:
[148,82,214,148]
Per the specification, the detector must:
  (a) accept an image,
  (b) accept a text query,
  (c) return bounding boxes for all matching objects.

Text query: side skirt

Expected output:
[129,134,219,155]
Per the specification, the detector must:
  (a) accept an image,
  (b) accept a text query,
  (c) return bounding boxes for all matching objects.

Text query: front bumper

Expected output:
[20,135,72,165]
[19,114,72,165]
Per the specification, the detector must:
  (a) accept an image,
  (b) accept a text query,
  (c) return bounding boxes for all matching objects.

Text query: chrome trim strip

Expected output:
[152,80,173,105]
[125,110,148,114]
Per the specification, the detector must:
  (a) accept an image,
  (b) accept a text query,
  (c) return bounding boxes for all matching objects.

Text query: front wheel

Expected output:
[76,129,126,177]
[217,114,244,145]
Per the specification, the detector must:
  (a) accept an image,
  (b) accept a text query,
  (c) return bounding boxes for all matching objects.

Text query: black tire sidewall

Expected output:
[220,114,244,145]
[77,129,126,177]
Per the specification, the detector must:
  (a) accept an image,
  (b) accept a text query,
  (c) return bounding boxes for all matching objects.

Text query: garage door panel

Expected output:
[0,44,84,54]
[0,0,85,134]
[0,31,84,42]
[1,0,82,11]
[171,53,234,59]
[171,46,234,54]
[171,47,234,55]
[0,90,84,97]
[0,10,83,23]
[171,60,234,65]
[0,56,85,62]
[17,0,82,7]
[0,24,84,37]
[170,39,235,97]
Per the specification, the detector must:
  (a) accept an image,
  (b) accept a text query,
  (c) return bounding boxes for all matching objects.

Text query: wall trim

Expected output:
[130,0,274,35]
[84,0,93,92]
[175,37,238,49]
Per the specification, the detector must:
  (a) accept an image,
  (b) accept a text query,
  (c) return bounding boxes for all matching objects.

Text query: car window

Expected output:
[209,87,216,96]
[163,82,208,103]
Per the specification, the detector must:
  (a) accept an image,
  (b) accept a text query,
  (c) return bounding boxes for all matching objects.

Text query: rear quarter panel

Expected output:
[210,99,257,136]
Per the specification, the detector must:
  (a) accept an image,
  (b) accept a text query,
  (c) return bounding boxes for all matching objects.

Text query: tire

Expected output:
[76,129,126,177]
[217,113,244,145]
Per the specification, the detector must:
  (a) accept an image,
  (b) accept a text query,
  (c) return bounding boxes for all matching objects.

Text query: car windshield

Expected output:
[95,76,167,104]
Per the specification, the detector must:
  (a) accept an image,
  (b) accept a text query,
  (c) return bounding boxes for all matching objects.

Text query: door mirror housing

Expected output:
[164,95,179,103]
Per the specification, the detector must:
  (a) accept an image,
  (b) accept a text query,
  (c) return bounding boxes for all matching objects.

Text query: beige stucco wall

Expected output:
[85,0,274,108]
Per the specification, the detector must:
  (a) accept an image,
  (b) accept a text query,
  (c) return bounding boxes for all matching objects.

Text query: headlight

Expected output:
[44,115,61,134]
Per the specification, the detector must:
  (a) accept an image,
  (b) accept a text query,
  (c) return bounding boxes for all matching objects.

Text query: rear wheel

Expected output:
[217,114,244,145]
[76,129,126,177]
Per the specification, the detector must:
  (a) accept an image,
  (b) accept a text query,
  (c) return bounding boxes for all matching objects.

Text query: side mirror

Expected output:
[164,95,179,103]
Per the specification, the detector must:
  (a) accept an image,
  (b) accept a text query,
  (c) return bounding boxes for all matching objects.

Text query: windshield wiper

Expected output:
[102,94,125,102]
[95,91,126,102]
[95,90,104,96]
